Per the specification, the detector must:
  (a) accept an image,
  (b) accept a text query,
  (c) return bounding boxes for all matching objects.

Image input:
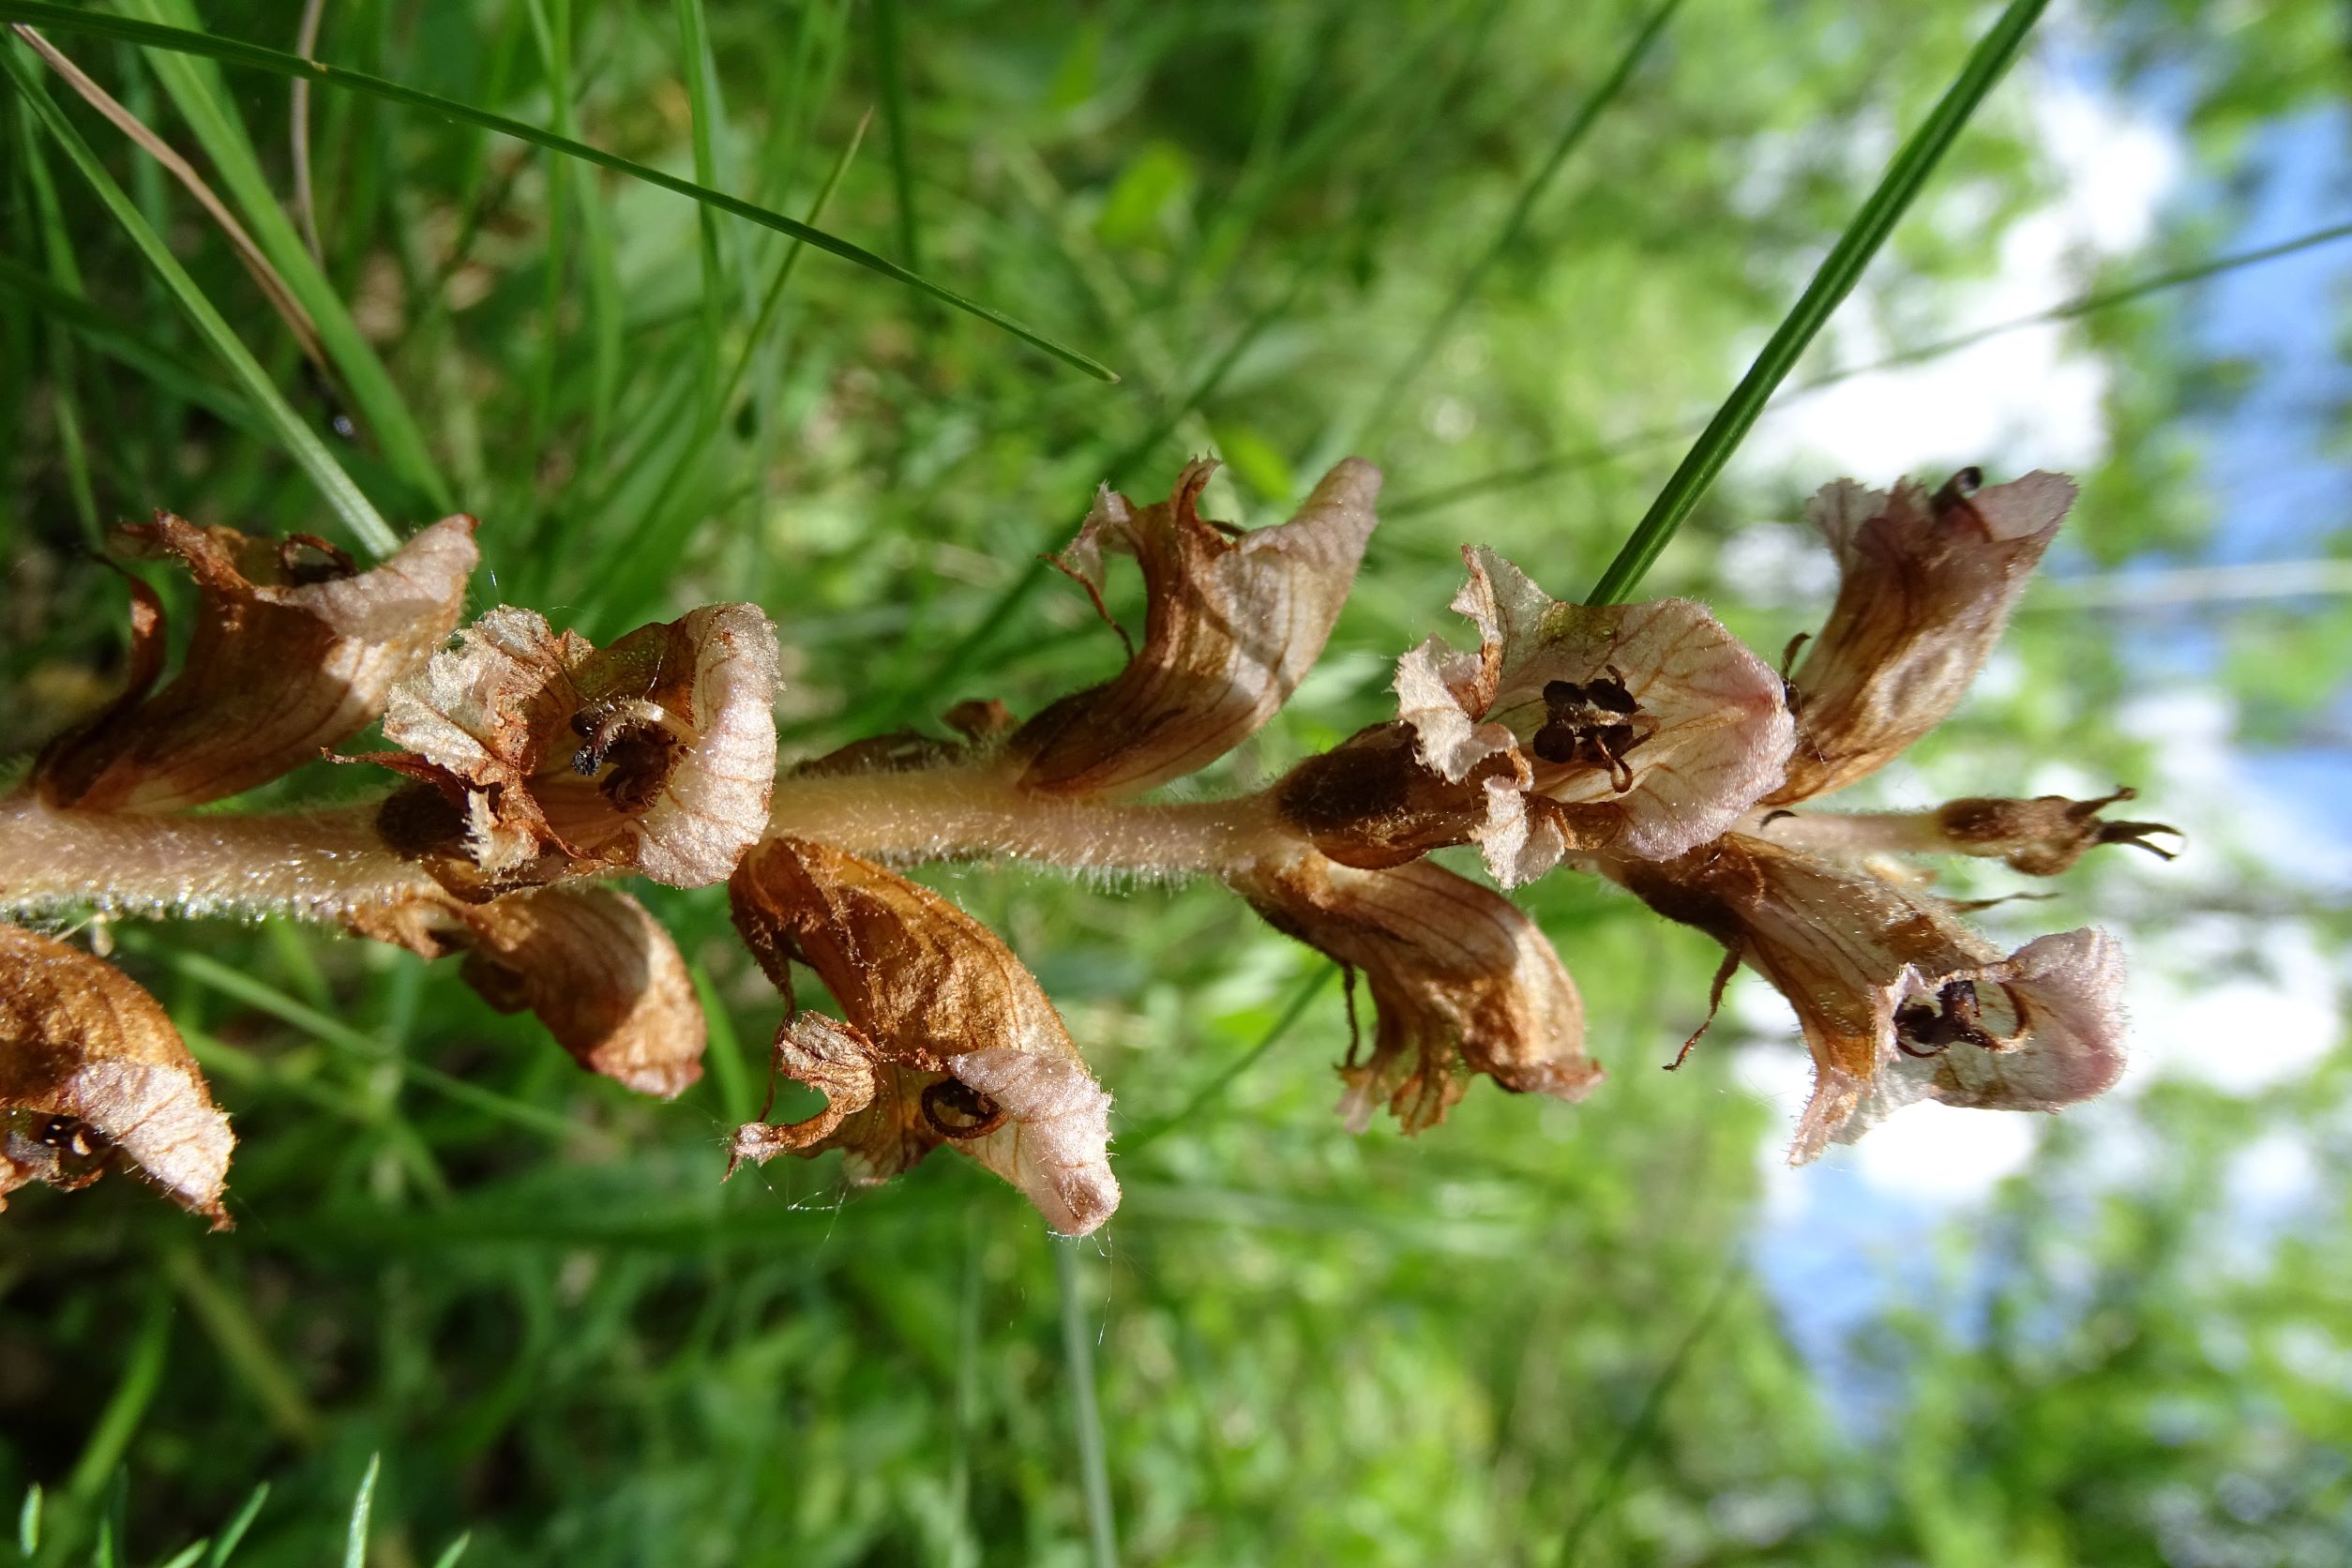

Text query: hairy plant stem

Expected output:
[0,793,430,920]
[765,763,1290,876]
[0,765,1295,924]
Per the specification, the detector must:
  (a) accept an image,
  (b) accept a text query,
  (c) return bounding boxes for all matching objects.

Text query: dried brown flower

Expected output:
[381,602,781,891]
[1769,469,2074,805]
[348,884,706,1098]
[1230,846,1597,1133]
[0,924,234,1224]
[728,835,1117,1234]
[1392,548,1792,882]
[1617,833,2126,1162]
[1011,458,1380,796]
[35,514,477,811]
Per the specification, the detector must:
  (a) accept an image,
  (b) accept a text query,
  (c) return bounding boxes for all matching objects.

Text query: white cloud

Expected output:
[2122,915,2342,1094]
[1736,71,2185,482]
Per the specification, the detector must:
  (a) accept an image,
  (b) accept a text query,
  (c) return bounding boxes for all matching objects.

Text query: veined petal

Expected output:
[1012,458,1380,796]
[727,836,1118,1234]
[1393,549,1792,874]
[35,515,477,812]
[1616,833,2127,1164]
[346,884,706,1098]
[1229,846,1596,1134]
[381,602,781,889]
[0,924,233,1225]
[1770,469,2074,805]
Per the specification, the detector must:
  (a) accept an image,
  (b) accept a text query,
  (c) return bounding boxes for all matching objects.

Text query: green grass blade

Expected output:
[157,948,593,1142]
[1385,211,2352,520]
[112,0,452,510]
[570,116,869,621]
[0,0,1118,380]
[426,1533,473,1568]
[153,1542,209,1568]
[66,1290,171,1504]
[1550,1266,1742,1564]
[4,37,398,554]
[1359,0,1682,442]
[16,1483,38,1555]
[675,0,730,412]
[1584,0,2047,604]
[201,1485,268,1568]
[1123,966,1334,1153]
[1054,1241,1120,1568]
[339,1455,379,1568]
[870,0,919,269]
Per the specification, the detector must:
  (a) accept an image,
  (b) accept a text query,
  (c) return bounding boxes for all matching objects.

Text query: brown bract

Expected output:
[380,602,780,890]
[1616,833,2126,1164]
[34,514,477,812]
[1230,846,1597,1134]
[1011,457,1380,797]
[1394,548,1792,882]
[0,924,234,1224]
[728,836,1118,1235]
[346,884,705,1098]
[1769,470,2074,805]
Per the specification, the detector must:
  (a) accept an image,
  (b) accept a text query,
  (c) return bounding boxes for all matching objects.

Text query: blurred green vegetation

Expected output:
[3,1,2349,1563]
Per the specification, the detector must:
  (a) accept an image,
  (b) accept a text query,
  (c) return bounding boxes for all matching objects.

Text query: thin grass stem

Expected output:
[1585,0,2048,603]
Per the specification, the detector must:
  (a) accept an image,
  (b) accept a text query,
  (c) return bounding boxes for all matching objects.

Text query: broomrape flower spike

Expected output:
[0,457,2171,1224]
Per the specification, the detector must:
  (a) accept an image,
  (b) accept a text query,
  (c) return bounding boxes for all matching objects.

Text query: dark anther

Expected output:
[921,1078,1008,1140]
[568,702,686,809]
[1933,466,1984,513]
[1894,978,1997,1057]
[1532,666,1652,792]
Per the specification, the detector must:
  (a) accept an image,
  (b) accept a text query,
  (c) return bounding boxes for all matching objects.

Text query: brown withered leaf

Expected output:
[1012,457,1380,797]
[1393,548,1793,882]
[0,924,234,1224]
[346,883,705,1098]
[728,835,1118,1234]
[36,514,477,812]
[1769,469,2073,805]
[1617,833,2126,1163]
[1230,847,1597,1133]
[380,602,780,890]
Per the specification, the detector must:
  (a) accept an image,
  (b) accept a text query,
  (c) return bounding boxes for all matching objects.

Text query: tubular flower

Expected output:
[1616,833,2126,1163]
[1229,846,1597,1133]
[1750,786,2182,877]
[728,835,1118,1235]
[380,601,781,892]
[0,924,234,1225]
[34,514,477,812]
[346,883,706,1099]
[1009,457,1381,796]
[1385,547,1793,883]
[1768,468,2073,806]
